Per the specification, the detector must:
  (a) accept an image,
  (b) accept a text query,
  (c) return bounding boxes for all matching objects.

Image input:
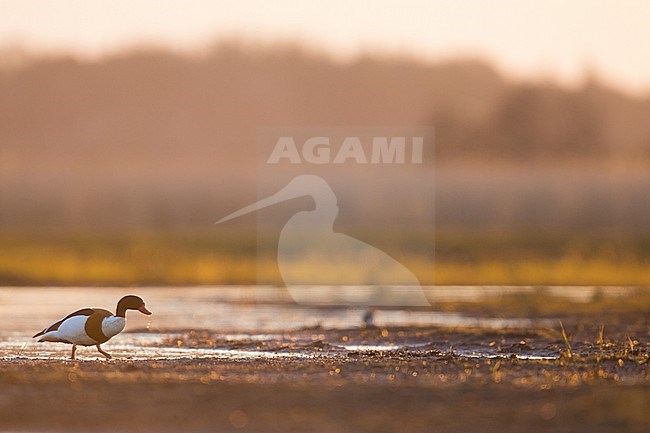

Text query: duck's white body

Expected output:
[101,316,127,339]
[37,314,126,346]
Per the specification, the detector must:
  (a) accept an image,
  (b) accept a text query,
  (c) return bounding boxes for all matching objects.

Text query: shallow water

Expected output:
[0,286,635,362]
[0,333,559,362]
[0,285,563,332]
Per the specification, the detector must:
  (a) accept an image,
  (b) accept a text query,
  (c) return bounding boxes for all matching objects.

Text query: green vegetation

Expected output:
[1,230,649,286]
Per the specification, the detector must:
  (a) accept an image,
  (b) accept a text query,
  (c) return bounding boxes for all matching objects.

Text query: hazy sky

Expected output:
[1,0,649,94]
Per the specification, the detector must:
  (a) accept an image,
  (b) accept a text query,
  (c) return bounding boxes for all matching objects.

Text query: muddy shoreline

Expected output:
[1,287,648,432]
[2,318,648,433]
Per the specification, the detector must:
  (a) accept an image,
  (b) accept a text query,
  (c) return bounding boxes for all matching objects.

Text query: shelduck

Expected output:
[33,295,152,360]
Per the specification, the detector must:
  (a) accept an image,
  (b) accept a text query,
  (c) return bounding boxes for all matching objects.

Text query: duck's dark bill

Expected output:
[138,306,152,315]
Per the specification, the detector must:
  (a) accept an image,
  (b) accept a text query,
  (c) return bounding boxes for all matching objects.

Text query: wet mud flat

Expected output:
[1,313,648,433]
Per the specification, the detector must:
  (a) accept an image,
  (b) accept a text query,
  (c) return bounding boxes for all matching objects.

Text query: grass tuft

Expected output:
[559,321,573,360]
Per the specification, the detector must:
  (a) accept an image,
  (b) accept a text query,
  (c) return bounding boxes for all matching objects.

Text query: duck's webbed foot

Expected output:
[96,344,112,359]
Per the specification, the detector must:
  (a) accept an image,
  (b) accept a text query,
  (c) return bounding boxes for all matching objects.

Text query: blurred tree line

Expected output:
[1,42,648,165]
[0,42,649,231]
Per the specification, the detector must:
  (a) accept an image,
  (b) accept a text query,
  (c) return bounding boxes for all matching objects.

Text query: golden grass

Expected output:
[559,320,573,359]
[0,230,649,286]
[426,257,650,285]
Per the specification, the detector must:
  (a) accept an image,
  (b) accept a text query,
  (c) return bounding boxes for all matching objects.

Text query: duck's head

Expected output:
[116,295,152,317]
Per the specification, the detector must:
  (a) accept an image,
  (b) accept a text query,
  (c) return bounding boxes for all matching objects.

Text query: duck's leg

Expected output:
[70,344,77,360]
[96,344,112,359]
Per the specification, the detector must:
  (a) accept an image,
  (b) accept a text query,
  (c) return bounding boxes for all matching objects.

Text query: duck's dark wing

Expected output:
[32,308,96,338]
